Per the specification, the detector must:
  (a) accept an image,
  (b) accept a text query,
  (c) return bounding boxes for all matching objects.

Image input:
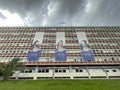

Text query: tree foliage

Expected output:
[0,58,24,80]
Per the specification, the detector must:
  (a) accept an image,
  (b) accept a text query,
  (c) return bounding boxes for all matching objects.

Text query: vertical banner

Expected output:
[27,32,44,61]
[77,32,94,61]
[55,32,66,61]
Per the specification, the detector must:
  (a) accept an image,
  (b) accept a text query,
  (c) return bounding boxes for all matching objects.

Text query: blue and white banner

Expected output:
[27,32,44,61]
[28,50,41,61]
[55,32,67,61]
[55,49,66,61]
[77,32,94,61]
[81,49,94,61]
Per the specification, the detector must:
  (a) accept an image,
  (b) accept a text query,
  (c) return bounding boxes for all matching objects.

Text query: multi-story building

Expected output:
[0,26,120,79]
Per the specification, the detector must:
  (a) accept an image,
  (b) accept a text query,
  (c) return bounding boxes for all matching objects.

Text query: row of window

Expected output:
[106,70,117,72]
[24,69,49,73]
[23,69,119,73]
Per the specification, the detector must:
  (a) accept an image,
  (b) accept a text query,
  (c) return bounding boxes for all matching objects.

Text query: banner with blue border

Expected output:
[55,50,66,61]
[27,40,41,61]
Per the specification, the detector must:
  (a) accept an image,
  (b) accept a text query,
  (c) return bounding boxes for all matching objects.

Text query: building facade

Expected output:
[0,26,120,79]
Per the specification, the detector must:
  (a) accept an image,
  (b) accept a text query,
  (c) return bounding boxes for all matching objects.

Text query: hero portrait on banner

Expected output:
[27,40,41,61]
[80,40,90,51]
[30,40,41,52]
[56,40,65,52]
[80,40,94,61]
[55,40,66,61]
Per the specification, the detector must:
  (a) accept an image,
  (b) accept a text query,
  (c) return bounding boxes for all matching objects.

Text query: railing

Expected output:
[22,61,120,66]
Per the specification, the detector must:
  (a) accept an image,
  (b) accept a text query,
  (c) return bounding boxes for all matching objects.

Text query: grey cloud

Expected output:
[43,0,87,26]
[0,0,48,16]
[54,0,87,17]
[0,0,50,26]
[73,0,120,26]
[0,0,120,26]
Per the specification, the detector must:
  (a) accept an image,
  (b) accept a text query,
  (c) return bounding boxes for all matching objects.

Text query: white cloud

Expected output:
[0,10,24,26]
[0,0,120,26]
[85,0,92,13]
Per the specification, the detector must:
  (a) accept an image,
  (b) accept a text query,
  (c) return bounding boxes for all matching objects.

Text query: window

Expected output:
[46,69,49,73]
[113,70,116,72]
[76,69,83,72]
[76,69,79,72]
[55,69,66,73]
[80,70,83,72]
[38,70,41,73]
[63,70,66,73]
[55,69,58,72]
[29,70,32,73]
[38,69,49,73]
[42,70,45,73]
[106,70,109,72]
[59,70,62,73]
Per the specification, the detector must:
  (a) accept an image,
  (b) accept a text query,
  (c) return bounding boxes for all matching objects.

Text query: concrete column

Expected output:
[35,66,38,73]
[70,76,73,79]
[69,66,73,79]
[33,76,37,80]
[69,66,72,73]
[86,67,91,79]
[103,67,109,79]
[52,66,55,79]
[15,71,20,80]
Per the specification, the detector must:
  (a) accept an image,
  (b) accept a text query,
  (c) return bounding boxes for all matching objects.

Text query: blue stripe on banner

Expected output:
[27,51,41,61]
[81,50,94,60]
[55,50,66,61]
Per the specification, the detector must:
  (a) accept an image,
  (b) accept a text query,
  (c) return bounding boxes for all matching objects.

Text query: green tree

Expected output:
[0,58,24,80]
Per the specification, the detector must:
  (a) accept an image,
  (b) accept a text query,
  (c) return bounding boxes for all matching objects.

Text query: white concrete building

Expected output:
[0,26,120,79]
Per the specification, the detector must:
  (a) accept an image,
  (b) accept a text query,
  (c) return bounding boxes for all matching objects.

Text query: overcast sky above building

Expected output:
[0,0,120,26]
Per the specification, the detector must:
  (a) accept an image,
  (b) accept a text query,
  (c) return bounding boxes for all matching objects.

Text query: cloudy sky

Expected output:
[0,0,120,26]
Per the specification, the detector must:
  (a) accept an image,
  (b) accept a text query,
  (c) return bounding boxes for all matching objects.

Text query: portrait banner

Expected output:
[27,32,44,61]
[55,32,67,61]
[77,32,94,61]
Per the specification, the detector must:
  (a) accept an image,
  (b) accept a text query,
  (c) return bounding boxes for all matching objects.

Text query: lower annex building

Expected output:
[0,26,120,79]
